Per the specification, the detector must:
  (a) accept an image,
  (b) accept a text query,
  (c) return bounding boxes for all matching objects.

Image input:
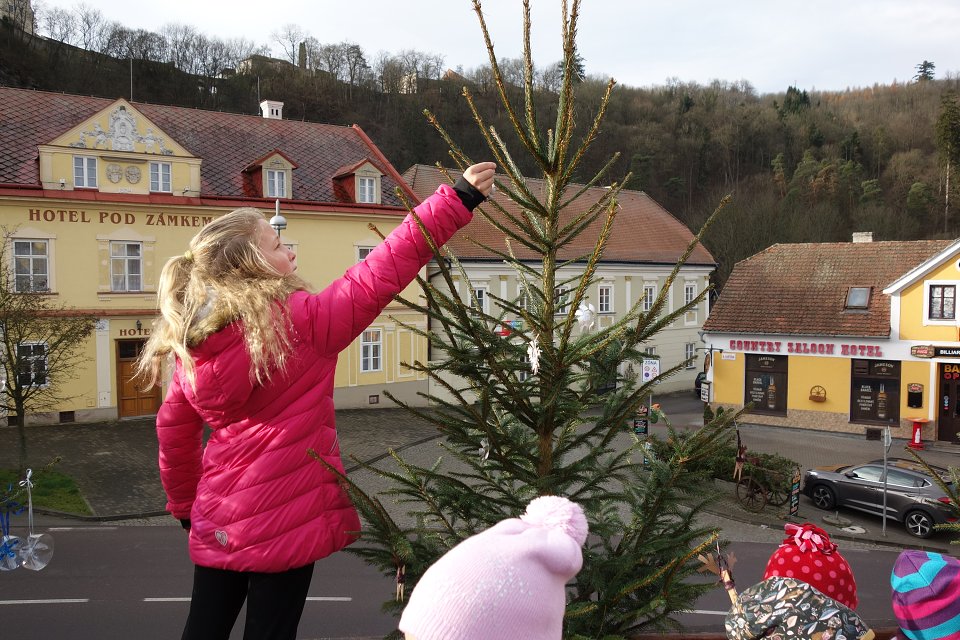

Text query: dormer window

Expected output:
[246,152,295,200]
[149,161,171,193]
[74,156,97,188]
[267,169,287,198]
[333,160,383,205]
[845,287,871,310]
[358,176,376,203]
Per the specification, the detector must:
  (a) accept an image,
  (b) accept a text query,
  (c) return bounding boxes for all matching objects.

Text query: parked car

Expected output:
[801,458,958,538]
[694,372,706,398]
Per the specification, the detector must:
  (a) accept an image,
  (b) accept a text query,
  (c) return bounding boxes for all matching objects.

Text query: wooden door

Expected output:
[117,340,160,417]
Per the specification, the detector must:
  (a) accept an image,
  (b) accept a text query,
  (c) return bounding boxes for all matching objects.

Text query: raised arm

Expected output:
[294,162,496,356]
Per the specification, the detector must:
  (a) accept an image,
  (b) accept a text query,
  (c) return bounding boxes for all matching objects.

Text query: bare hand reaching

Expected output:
[463,162,497,197]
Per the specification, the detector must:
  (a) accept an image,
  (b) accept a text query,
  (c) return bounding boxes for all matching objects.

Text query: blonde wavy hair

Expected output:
[136,207,310,389]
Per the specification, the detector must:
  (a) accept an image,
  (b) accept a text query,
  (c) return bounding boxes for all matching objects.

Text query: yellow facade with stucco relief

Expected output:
[0,99,429,425]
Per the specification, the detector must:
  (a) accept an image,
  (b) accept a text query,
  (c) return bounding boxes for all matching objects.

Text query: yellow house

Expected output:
[703,235,960,443]
[0,87,432,425]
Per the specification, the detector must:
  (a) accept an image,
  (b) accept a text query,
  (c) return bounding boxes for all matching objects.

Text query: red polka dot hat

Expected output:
[762,522,858,609]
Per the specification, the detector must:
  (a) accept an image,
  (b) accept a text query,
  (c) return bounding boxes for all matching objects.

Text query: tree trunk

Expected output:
[946,158,951,235]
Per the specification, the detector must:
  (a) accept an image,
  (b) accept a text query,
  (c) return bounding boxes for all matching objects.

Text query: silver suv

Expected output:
[801,458,958,538]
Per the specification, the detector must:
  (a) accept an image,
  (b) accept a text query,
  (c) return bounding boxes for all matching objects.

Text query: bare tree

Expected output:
[75,3,106,51]
[272,23,306,64]
[38,6,77,45]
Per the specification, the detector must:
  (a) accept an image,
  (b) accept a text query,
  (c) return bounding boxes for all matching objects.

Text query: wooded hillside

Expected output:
[3,16,959,288]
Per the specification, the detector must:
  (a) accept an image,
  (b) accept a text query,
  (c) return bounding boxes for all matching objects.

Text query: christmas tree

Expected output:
[319,1,737,636]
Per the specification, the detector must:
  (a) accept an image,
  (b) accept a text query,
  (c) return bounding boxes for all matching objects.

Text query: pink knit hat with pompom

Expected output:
[399,495,588,640]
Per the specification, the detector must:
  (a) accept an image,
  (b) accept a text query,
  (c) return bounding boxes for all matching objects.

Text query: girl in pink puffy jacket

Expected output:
[136,162,495,640]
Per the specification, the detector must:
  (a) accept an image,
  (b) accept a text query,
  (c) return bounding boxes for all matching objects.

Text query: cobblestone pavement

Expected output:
[1,392,958,552]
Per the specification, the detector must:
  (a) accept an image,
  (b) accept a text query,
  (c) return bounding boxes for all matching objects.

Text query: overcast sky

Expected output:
[42,0,960,95]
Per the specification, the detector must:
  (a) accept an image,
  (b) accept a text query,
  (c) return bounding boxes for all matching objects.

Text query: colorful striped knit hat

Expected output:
[891,550,960,640]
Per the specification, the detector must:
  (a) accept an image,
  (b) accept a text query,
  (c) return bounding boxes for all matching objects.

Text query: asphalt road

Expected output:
[2,523,903,639]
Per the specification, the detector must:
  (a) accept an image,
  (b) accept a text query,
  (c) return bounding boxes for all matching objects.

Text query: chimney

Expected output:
[852,231,873,243]
[259,100,284,120]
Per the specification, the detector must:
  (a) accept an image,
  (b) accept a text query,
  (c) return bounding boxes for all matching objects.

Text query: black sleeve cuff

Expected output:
[453,176,487,212]
[180,518,191,530]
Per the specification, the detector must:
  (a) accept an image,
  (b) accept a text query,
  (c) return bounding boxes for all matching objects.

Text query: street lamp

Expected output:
[269,199,287,237]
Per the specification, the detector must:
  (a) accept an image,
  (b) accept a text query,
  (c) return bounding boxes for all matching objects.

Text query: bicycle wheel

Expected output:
[736,476,768,512]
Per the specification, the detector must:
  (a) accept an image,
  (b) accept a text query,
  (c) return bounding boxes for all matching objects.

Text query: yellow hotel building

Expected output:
[0,87,431,425]
[703,235,960,444]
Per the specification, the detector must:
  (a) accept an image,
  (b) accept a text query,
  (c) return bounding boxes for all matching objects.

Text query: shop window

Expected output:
[850,358,900,425]
[744,354,788,416]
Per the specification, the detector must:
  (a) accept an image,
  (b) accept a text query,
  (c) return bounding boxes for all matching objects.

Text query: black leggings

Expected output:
[181,562,315,640]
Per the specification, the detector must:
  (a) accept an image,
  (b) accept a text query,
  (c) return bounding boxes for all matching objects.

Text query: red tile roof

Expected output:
[403,164,715,266]
[703,240,955,337]
[0,87,411,207]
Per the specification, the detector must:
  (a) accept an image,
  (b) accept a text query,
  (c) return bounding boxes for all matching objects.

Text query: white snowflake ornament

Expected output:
[527,336,541,375]
[575,302,597,332]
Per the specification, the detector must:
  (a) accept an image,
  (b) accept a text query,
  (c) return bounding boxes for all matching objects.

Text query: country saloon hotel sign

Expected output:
[725,338,885,358]
[24,207,214,228]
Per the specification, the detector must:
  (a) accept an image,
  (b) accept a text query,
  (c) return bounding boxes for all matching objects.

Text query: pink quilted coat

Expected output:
[156,184,471,573]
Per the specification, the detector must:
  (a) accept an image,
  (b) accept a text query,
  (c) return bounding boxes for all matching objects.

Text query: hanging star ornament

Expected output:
[527,336,541,375]
[575,302,596,332]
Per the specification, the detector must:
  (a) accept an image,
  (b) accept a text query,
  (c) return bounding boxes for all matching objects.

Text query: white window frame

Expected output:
[361,328,382,372]
[471,286,489,314]
[17,342,48,388]
[110,241,142,292]
[598,284,613,313]
[554,287,570,314]
[358,176,377,203]
[643,346,657,356]
[266,169,287,198]
[685,343,696,369]
[642,284,656,313]
[516,286,529,312]
[13,239,49,293]
[357,246,374,262]
[924,281,957,325]
[684,282,697,306]
[73,155,97,188]
[149,161,172,193]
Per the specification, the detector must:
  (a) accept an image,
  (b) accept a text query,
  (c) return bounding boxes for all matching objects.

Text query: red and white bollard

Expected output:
[907,418,927,450]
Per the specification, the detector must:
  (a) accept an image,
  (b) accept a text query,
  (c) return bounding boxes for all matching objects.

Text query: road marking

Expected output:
[144,598,191,602]
[0,599,89,605]
[143,597,353,603]
[307,597,352,602]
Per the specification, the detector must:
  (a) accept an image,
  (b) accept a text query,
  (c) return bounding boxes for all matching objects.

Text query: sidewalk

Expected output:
[1,393,958,553]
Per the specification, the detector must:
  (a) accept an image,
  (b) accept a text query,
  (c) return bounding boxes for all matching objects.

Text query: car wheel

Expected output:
[811,484,836,510]
[904,510,935,538]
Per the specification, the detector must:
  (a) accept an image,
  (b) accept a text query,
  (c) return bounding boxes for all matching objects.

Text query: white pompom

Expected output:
[521,496,588,545]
